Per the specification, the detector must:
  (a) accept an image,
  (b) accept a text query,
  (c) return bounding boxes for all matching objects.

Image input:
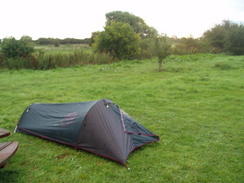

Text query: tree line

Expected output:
[90,11,243,70]
[91,12,243,59]
[0,11,243,70]
[36,37,90,45]
[0,36,91,46]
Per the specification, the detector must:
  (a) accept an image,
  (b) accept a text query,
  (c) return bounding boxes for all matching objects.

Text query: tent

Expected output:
[16,99,159,165]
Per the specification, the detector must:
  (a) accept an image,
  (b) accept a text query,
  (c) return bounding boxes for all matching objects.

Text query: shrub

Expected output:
[214,62,232,70]
[0,37,34,58]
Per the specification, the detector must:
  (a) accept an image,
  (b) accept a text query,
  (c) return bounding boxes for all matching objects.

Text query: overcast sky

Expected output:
[1,0,243,40]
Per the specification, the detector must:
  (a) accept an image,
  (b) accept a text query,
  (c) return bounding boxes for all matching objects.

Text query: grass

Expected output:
[0,54,243,182]
[1,44,117,70]
[34,44,92,55]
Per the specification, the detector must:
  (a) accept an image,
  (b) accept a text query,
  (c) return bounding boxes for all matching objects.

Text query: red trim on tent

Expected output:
[17,127,77,148]
[75,146,127,165]
[17,126,160,166]
[17,127,128,165]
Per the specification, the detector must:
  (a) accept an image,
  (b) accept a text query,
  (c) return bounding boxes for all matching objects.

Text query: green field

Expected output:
[0,54,243,182]
[34,44,91,55]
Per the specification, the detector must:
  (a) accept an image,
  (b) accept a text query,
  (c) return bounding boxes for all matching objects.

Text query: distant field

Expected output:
[34,44,92,54]
[0,54,243,182]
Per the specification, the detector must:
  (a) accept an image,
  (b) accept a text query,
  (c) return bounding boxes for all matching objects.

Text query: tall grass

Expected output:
[0,54,243,182]
[0,45,118,70]
[32,50,117,69]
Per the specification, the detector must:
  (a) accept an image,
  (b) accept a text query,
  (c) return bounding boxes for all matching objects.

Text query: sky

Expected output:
[0,0,243,40]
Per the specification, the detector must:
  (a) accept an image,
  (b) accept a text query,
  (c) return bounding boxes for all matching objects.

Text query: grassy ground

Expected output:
[34,44,91,54]
[0,54,243,182]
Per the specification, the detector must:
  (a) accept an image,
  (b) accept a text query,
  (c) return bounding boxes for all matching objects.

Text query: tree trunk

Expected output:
[158,60,163,72]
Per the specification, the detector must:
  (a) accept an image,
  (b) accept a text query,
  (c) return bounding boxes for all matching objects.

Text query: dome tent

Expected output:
[16,99,159,165]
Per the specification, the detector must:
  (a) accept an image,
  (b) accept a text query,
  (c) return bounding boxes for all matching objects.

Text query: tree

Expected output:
[90,31,100,46]
[105,11,159,59]
[93,21,141,60]
[105,11,158,38]
[203,20,244,55]
[226,23,244,55]
[0,37,34,58]
[203,24,227,53]
[152,35,172,71]
[139,37,154,59]
[20,35,33,43]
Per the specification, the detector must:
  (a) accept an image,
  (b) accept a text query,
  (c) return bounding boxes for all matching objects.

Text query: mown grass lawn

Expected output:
[0,54,243,182]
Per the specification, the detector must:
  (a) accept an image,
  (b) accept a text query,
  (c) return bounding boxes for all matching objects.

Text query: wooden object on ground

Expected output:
[0,128,10,138]
[0,142,19,169]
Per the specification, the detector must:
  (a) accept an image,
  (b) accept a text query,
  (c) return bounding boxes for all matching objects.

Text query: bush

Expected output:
[171,37,203,55]
[0,37,34,58]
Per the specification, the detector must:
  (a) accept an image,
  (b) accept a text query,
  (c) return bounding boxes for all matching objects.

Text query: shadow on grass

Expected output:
[0,169,21,183]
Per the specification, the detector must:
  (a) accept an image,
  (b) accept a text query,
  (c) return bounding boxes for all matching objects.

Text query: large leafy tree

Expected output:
[226,23,244,55]
[203,24,227,53]
[93,21,141,60]
[105,11,158,38]
[104,11,159,59]
[203,20,244,55]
